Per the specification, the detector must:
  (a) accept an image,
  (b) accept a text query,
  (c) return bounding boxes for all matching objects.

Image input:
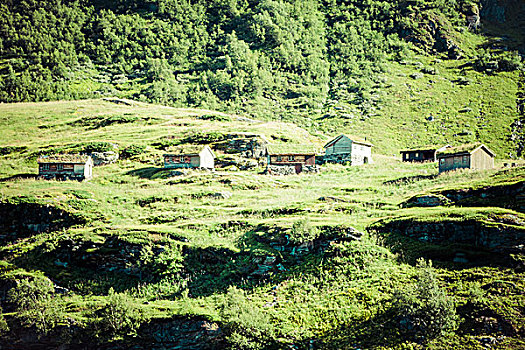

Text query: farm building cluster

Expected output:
[36,132,496,180]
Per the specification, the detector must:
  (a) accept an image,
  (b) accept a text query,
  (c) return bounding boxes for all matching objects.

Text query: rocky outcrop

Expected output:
[372,217,525,254]
[400,194,452,208]
[133,317,225,350]
[90,151,119,166]
[214,133,268,159]
[0,202,85,241]
[438,179,525,212]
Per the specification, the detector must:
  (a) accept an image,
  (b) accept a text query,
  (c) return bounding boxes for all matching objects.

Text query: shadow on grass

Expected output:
[376,230,520,270]
[125,167,172,179]
[313,308,406,349]
[383,174,437,186]
[0,173,38,182]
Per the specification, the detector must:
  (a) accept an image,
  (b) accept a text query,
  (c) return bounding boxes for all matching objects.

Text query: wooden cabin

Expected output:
[267,144,316,174]
[37,154,93,180]
[163,145,215,170]
[400,145,451,162]
[436,143,495,173]
[323,134,373,165]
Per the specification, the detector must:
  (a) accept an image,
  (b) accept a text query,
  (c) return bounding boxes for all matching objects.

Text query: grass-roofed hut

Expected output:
[400,145,450,162]
[436,143,495,173]
[37,154,93,180]
[163,145,215,170]
[267,144,317,175]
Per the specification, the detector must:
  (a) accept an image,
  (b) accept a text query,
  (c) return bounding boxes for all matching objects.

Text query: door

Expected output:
[295,164,302,174]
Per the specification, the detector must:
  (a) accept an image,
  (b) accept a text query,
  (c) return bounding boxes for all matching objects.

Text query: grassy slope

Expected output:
[315,54,519,158]
[0,100,524,348]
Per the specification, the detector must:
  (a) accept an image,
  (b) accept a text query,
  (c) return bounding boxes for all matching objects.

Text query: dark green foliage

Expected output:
[0,146,27,156]
[120,144,146,159]
[7,277,64,335]
[392,259,458,341]
[0,0,500,117]
[82,141,116,153]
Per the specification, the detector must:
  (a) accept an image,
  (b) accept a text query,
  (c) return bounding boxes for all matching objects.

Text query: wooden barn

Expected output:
[436,143,495,173]
[323,134,373,165]
[267,144,317,174]
[164,145,215,169]
[400,145,451,162]
[37,154,93,180]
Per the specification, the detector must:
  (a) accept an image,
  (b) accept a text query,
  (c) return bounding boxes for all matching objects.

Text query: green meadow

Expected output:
[0,100,523,349]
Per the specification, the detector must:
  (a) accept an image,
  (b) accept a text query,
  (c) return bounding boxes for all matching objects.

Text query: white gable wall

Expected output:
[199,147,215,169]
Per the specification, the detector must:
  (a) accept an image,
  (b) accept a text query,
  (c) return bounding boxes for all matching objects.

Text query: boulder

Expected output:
[90,151,119,166]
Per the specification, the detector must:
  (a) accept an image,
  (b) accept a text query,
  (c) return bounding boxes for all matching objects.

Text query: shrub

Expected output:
[120,145,146,159]
[82,142,116,154]
[8,277,64,335]
[289,218,319,244]
[97,288,147,336]
[392,259,458,341]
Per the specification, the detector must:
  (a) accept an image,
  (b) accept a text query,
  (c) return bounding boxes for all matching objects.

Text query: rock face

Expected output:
[0,202,85,241]
[439,180,525,212]
[90,151,119,166]
[136,317,225,350]
[373,218,525,254]
[401,194,452,208]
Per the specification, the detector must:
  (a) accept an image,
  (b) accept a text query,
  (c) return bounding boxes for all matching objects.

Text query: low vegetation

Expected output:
[0,100,523,348]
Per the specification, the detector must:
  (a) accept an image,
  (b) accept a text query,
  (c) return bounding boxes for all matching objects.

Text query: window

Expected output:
[440,158,445,164]
[288,155,295,161]
[179,156,185,162]
[43,164,50,170]
[276,156,282,162]
[57,164,64,170]
[415,152,419,158]
[462,155,468,163]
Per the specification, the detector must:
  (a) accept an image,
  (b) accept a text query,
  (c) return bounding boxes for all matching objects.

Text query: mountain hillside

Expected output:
[0,99,524,349]
[0,0,524,155]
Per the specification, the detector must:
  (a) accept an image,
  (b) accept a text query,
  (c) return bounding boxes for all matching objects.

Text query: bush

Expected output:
[83,142,116,154]
[97,288,147,336]
[8,277,64,335]
[392,259,458,341]
[120,145,146,159]
[289,218,319,244]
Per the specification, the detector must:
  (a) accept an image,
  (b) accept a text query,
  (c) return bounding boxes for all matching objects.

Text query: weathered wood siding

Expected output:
[270,155,311,164]
[164,155,200,169]
[439,154,470,172]
[471,148,494,170]
[39,161,92,180]
[401,150,436,162]
[325,136,352,157]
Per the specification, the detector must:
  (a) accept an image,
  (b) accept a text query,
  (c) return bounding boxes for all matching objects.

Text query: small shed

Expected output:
[267,144,317,174]
[400,145,451,162]
[164,145,215,169]
[37,154,93,180]
[323,134,373,165]
[436,143,495,173]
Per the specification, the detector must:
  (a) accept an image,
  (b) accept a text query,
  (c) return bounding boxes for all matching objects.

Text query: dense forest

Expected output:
[0,0,522,114]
